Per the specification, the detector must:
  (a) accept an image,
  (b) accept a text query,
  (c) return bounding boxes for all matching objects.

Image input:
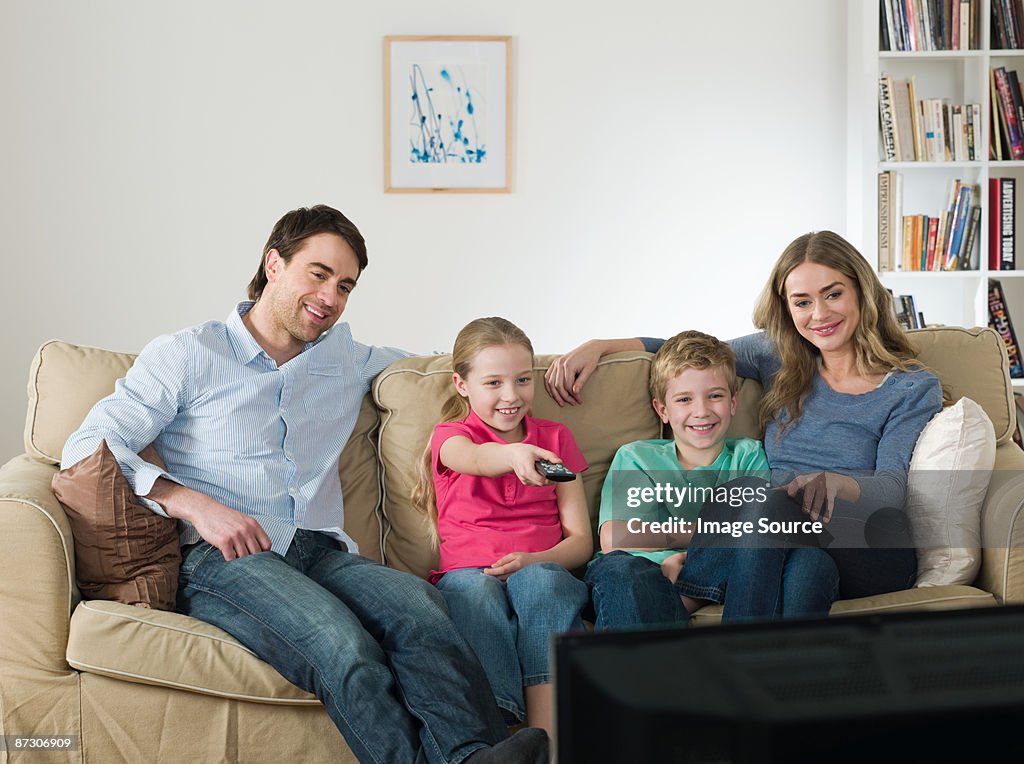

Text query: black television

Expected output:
[555,606,1024,763]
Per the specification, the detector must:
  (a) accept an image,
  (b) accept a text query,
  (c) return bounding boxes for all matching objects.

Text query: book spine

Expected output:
[1002,176,1016,269]
[970,101,981,161]
[991,68,1006,160]
[961,204,981,270]
[995,68,1024,159]
[989,279,1024,377]
[945,184,973,270]
[879,172,893,271]
[990,176,1002,270]
[879,76,898,162]
[926,216,939,270]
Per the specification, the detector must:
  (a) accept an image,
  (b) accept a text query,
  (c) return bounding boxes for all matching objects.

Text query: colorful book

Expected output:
[989,279,1024,377]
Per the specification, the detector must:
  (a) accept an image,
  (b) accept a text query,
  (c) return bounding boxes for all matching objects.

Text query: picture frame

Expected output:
[384,35,512,193]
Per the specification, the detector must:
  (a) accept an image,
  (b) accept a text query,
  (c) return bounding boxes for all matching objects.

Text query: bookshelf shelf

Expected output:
[848,0,1024,350]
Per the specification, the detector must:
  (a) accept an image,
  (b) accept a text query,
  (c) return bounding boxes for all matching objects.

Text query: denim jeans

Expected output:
[679,482,915,622]
[585,551,689,630]
[177,530,507,764]
[435,562,588,722]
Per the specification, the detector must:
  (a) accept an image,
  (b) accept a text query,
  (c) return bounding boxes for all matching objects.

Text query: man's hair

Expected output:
[649,330,738,402]
[247,205,369,301]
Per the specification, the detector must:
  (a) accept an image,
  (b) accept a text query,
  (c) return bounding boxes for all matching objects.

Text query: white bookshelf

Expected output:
[847,0,1024,388]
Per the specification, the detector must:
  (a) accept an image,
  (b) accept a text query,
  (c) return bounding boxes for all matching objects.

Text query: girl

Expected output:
[412,317,592,737]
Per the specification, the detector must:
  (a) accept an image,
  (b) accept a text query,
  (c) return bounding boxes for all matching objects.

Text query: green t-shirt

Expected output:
[595,437,769,565]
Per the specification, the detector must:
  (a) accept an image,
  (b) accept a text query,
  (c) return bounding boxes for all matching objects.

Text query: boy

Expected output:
[585,330,769,629]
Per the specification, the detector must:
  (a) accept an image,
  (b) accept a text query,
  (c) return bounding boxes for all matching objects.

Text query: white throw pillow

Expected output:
[906,397,996,587]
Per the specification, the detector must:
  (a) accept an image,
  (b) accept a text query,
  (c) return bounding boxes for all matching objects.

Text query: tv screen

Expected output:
[555,606,1024,763]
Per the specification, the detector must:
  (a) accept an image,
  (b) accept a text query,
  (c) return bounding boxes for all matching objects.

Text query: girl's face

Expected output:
[453,343,535,442]
[784,261,861,357]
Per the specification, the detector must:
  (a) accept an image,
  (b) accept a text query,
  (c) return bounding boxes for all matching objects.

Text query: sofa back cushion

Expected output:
[23,340,385,562]
[908,326,1015,445]
[372,351,663,578]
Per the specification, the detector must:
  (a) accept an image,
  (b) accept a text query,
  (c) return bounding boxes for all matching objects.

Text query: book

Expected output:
[892,78,916,161]
[878,171,894,271]
[960,204,981,270]
[1001,176,1016,270]
[994,67,1024,158]
[878,75,898,161]
[990,176,1003,270]
[989,279,1024,377]
[991,67,1006,159]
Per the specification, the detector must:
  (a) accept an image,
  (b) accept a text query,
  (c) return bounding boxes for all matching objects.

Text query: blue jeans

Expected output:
[585,551,689,630]
[177,530,508,764]
[435,562,588,722]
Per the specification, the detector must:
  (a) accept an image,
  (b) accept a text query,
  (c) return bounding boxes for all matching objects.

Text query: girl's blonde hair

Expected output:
[411,317,535,546]
[754,230,923,433]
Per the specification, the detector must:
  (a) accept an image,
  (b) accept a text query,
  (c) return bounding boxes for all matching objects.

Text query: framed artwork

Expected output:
[384,35,512,193]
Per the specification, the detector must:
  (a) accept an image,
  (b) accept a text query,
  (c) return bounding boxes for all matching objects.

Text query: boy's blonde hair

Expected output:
[411,317,535,547]
[649,330,738,403]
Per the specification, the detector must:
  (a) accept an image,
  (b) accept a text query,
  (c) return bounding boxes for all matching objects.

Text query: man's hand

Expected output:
[149,478,271,561]
[484,552,538,581]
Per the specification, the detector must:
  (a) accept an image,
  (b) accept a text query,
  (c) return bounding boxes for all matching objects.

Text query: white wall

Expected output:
[0,0,848,462]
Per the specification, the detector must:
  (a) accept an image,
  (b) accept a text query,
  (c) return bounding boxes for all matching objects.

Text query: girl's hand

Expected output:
[784,472,859,523]
[506,444,562,486]
[660,551,687,584]
[485,552,537,581]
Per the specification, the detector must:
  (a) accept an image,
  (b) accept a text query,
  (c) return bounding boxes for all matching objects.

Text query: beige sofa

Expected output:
[2,327,1023,762]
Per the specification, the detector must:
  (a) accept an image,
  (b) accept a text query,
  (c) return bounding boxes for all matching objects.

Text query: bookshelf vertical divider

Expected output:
[848,0,1024,389]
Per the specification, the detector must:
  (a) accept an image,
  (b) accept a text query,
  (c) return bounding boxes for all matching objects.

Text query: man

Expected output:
[61,205,547,764]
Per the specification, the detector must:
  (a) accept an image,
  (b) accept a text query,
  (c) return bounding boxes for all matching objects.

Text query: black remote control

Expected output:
[535,459,576,482]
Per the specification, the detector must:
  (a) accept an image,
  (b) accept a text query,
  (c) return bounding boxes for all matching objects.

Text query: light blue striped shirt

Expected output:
[61,302,411,555]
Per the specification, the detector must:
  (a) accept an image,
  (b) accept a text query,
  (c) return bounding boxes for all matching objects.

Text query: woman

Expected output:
[546,231,942,618]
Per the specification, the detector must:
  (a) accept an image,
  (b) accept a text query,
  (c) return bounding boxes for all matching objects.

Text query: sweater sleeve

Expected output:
[639,337,665,354]
[728,333,781,384]
[855,371,942,510]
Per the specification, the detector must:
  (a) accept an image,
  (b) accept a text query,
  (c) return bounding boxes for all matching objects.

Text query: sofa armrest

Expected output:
[0,454,77,672]
[975,443,1024,605]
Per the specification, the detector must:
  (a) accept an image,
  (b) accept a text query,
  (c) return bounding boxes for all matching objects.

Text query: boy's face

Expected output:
[652,366,738,464]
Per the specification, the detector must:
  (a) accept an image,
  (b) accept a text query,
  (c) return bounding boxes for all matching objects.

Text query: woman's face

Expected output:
[784,261,861,356]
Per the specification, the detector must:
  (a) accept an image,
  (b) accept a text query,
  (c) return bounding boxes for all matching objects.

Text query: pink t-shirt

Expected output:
[429,409,588,583]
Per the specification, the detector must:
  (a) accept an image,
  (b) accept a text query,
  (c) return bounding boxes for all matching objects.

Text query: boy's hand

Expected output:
[506,444,562,486]
[485,552,538,581]
[660,551,687,584]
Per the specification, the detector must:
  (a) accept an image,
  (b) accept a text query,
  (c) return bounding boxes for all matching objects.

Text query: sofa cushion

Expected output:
[909,327,1015,445]
[66,600,320,705]
[373,351,663,577]
[688,584,997,627]
[24,339,385,562]
[51,441,180,610]
[907,397,996,587]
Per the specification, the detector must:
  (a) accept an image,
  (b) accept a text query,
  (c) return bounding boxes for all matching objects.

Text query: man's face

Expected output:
[263,232,360,346]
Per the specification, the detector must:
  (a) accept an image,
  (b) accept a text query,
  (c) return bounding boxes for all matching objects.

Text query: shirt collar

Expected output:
[463,408,534,444]
[227,301,334,367]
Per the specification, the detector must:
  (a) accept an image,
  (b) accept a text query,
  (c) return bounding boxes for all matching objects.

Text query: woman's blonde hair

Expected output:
[754,230,923,432]
[410,317,535,546]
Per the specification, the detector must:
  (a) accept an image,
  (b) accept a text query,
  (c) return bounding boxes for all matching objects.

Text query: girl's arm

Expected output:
[484,477,594,579]
[438,435,561,486]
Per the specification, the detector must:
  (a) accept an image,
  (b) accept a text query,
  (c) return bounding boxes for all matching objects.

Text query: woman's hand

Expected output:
[485,552,538,581]
[544,340,607,406]
[660,551,687,584]
[784,472,860,523]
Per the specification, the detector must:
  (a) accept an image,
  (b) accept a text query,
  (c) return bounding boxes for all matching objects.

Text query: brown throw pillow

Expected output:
[52,440,181,610]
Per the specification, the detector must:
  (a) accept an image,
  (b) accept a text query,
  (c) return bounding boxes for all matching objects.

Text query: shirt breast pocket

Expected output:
[304,364,347,420]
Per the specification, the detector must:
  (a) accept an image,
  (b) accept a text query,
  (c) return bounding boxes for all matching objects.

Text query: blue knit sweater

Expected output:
[641,333,942,509]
